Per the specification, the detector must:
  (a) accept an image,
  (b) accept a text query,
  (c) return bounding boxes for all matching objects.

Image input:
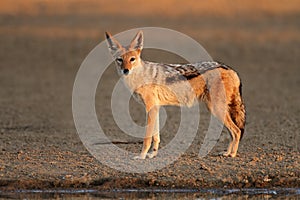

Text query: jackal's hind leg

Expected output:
[221,140,233,157]
[222,113,241,157]
[205,98,241,157]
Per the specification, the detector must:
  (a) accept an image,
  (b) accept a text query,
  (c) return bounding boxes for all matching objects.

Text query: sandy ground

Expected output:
[0,0,299,195]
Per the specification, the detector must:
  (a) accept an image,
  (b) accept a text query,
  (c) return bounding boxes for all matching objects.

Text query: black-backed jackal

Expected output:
[105,31,245,159]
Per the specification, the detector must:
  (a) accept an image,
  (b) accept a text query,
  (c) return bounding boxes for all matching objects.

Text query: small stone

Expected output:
[276,155,283,161]
[252,157,259,162]
[65,174,73,179]
[263,176,272,182]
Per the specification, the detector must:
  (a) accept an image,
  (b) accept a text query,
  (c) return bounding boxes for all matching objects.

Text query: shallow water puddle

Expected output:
[0,188,299,199]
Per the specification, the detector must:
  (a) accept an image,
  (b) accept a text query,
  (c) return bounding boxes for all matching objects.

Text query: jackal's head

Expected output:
[105,31,143,76]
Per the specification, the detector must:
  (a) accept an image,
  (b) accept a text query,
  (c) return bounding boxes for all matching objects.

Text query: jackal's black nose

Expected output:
[123,69,129,75]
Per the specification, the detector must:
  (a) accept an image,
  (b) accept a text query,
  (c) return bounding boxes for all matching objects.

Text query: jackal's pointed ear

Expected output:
[105,32,122,55]
[130,30,143,50]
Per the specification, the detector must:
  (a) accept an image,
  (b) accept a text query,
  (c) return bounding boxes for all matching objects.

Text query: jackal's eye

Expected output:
[130,57,136,62]
[116,57,123,64]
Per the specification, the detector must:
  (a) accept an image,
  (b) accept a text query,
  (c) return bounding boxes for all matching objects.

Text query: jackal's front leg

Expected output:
[133,106,159,160]
[147,108,160,158]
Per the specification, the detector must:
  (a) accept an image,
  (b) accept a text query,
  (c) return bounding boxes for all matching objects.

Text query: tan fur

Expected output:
[105,31,246,159]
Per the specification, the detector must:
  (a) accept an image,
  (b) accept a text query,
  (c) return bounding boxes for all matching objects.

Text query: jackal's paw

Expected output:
[220,151,231,157]
[220,151,237,157]
[133,154,146,160]
[229,153,237,158]
[146,151,158,159]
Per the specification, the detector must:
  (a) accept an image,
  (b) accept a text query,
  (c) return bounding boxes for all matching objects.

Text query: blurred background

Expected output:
[1,0,299,146]
[0,0,299,189]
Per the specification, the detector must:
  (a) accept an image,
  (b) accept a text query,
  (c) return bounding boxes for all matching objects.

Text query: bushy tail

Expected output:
[229,84,246,140]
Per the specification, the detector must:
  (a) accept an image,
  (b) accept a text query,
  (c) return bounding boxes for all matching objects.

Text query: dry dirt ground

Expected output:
[0,0,299,196]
